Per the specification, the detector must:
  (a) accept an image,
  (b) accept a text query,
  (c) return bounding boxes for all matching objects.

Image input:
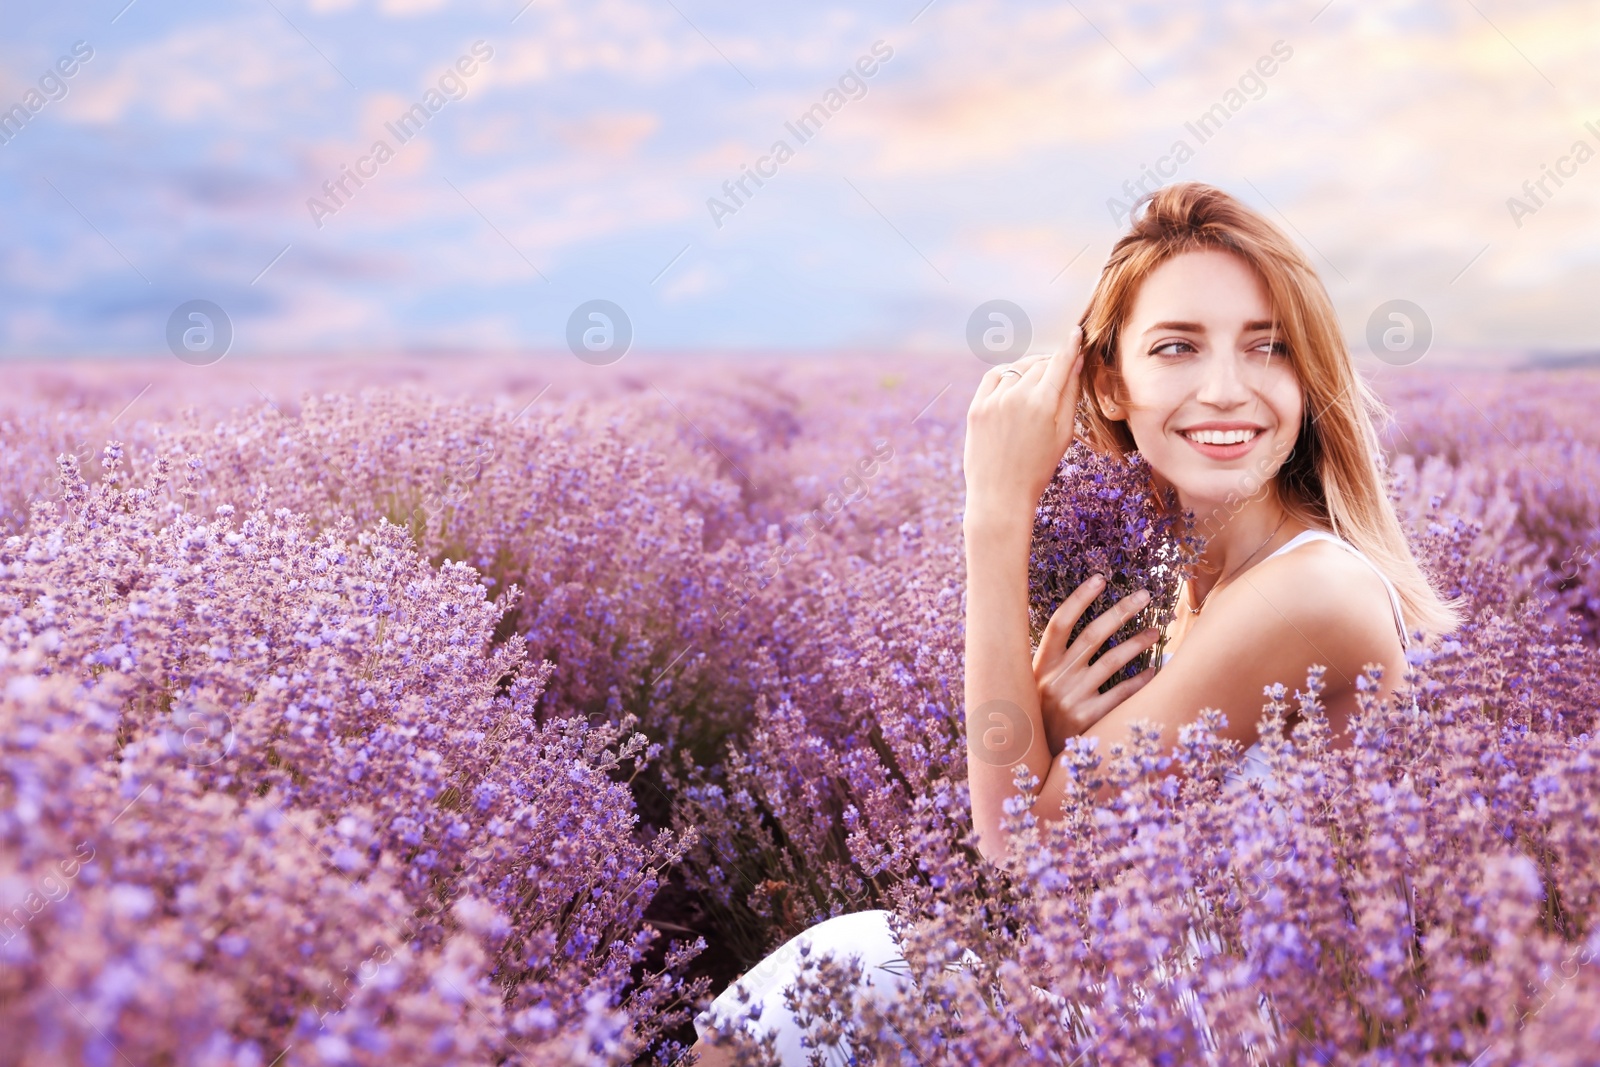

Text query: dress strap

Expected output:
[1262,529,1410,649]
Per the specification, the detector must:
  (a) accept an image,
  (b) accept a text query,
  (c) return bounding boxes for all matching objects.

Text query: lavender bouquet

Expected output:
[1028,441,1201,693]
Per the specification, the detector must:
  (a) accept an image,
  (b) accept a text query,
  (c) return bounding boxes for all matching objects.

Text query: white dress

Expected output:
[693,529,1414,1063]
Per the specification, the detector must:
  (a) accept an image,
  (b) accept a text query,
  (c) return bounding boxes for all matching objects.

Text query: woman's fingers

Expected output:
[1017,353,1052,387]
[1083,627,1160,692]
[1036,583,1160,745]
[988,356,1049,404]
[973,352,1048,407]
[972,362,1014,403]
[1051,661,1154,738]
[1035,575,1106,669]
[1065,588,1153,669]
[1008,351,1050,372]
[1090,663,1158,715]
[1040,326,1082,402]
[1041,621,1156,709]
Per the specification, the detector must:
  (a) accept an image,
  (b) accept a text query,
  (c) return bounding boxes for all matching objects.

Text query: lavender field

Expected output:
[2,355,1599,1066]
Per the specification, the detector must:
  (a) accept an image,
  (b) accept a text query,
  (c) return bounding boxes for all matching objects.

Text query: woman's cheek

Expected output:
[1271,368,1306,436]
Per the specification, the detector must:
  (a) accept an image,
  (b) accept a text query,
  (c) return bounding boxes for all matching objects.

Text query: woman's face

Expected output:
[1096,248,1304,511]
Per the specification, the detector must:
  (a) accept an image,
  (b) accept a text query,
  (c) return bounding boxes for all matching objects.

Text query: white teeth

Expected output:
[1184,428,1260,446]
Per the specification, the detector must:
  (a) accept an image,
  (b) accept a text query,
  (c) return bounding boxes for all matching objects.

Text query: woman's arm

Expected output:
[964,506,1160,863]
[963,506,1057,864]
[962,342,1090,865]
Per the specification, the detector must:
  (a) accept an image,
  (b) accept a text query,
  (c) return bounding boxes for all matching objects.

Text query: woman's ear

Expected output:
[1091,363,1126,420]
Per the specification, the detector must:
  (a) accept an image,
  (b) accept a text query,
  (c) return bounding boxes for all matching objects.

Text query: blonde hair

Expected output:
[1075,182,1464,641]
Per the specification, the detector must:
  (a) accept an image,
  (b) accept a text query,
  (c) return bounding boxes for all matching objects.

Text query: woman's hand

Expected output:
[962,331,1083,532]
[1033,574,1161,755]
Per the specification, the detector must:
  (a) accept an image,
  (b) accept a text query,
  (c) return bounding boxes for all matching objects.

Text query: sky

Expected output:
[1,0,1597,362]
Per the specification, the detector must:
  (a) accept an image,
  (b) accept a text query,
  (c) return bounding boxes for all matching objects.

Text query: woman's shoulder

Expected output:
[1114,535,1396,752]
[1227,528,1401,653]
[1106,526,1410,755]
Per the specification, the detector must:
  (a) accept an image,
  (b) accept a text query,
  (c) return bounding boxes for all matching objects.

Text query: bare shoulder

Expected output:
[1088,531,1414,755]
[1193,538,1399,683]
[1238,538,1399,648]
[1091,534,1403,751]
[1200,536,1405,698]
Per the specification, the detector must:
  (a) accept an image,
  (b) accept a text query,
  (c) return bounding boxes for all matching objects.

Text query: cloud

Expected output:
[5,0,1600,353]
[659,263,718,302]
[62,19,335,126]
[550,111,659,159]
[378,0,451,15]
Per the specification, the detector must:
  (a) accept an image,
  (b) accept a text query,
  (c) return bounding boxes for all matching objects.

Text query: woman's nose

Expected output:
[1192,350,1259,408]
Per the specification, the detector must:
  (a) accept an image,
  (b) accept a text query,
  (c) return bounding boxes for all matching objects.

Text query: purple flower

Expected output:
[1028,441,1201,690]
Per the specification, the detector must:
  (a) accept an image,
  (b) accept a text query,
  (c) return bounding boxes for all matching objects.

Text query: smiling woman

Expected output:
[690,182,1467,1065]
[967,182,1465,855]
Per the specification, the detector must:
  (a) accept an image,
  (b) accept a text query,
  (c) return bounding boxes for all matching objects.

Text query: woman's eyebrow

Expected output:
[1140,319,1282,335]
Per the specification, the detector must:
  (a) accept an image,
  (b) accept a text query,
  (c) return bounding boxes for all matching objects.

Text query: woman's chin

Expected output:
[1162,471,1268,513]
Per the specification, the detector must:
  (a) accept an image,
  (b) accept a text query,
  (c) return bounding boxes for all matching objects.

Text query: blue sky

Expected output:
[1,0,1596,359]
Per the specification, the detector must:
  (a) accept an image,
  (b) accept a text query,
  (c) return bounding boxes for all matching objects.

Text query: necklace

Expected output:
[1184,513,1290,615]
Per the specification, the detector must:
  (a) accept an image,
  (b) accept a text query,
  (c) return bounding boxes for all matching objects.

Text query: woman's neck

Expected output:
[1182,494,1305,611]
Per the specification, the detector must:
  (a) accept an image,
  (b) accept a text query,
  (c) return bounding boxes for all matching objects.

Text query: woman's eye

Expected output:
[1150,340,1196,357]
[1252,339,1289,357]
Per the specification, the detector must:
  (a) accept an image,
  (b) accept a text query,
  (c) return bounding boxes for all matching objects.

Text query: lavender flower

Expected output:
[1027,441,1201,691]
[0,358,1595,1064]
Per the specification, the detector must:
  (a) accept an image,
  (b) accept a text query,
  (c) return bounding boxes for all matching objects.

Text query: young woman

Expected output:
[690,182,1462,1065]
